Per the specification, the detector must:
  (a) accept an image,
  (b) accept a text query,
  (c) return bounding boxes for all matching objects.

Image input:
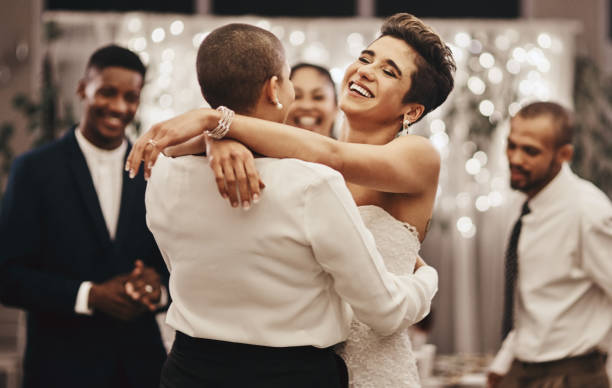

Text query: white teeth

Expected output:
[349,83,373,98]
[297,116,317,126]
[104,117,123,127]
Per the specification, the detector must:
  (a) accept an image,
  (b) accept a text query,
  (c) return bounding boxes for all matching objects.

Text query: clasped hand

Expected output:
[125,109,264,208]
[88,260,162,321]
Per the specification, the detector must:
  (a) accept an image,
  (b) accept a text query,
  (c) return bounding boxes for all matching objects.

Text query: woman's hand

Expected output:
[206,137,265,209]
[125,108,218,179]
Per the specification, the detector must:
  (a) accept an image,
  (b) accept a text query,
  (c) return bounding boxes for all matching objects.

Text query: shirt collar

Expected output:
[75,128,127,162]
[528,163,573,212]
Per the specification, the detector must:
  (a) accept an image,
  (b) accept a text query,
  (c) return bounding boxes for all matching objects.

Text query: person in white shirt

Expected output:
[143,23,439,388]
[0,45,168,388]
[487,101,612,388]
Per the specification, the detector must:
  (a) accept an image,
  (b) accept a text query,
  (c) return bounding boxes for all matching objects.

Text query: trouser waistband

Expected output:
[173,331,334,361]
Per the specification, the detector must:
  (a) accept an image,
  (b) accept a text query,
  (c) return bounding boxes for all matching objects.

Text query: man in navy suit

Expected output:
[0,45,168,388]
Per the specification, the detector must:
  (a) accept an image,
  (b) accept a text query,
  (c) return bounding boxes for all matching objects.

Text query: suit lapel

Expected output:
[115,142,141,245]
[115,144,138,241]
[63,129,112,246]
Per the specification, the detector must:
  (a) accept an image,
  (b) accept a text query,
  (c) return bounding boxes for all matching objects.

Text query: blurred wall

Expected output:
[524,0,612,73]
[0,0,42,166]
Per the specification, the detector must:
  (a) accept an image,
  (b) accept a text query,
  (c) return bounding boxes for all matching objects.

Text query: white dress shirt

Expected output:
[75,129,126,240]
[146,154,438,348]
[490,164,612,373]
[73,129,127,314]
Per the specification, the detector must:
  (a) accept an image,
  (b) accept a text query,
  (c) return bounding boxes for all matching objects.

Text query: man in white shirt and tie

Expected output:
[487,102,612,388]
[144,23,439,388]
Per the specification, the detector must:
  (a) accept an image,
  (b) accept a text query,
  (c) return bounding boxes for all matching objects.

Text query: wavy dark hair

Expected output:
[380,13,456,123]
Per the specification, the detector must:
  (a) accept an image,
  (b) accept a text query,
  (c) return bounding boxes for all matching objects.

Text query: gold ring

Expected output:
[144,284,153,293]
[147,139,158,148]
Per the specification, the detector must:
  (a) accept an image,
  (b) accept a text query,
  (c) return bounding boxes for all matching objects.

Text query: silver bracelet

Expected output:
[206,106,235,139]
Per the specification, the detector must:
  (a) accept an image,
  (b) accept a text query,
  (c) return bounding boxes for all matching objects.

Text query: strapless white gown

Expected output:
[336,205,422,388]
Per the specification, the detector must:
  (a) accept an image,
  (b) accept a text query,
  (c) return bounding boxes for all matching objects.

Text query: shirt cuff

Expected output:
[489,331,516,374]
[75,281,94,315]
[158,285,169,308]
[414,265,439,296]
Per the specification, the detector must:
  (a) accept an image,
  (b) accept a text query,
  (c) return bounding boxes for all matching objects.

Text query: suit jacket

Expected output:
[0,128,168,388]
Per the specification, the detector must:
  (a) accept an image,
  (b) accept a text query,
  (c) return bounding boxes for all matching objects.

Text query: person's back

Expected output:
[144,23,438,388]
[147,154,354,347]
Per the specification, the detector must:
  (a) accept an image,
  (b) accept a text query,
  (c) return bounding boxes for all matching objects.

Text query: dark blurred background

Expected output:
[46,0,520,18]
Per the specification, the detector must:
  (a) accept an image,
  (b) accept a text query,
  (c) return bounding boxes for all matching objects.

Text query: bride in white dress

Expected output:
[127,13,454,387]
[337,205,423,387]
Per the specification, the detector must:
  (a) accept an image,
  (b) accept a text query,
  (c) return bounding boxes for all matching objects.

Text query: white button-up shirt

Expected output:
[490,164,612,373]
[146,154,438,348]
[75,128,126,239]
[73,129,127,315]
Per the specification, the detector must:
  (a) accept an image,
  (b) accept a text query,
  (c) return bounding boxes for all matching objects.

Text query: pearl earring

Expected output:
[276,101,283,110]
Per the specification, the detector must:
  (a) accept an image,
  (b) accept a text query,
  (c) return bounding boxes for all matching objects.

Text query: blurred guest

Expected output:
[0,45,168,388]
[287,63,338,137]
[487,102,612,388]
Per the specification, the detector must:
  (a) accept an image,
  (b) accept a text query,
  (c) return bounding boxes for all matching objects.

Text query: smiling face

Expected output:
[340,36,419,128]
[77,66,143,150]
[506,114,567,198]
[287,66,337,136]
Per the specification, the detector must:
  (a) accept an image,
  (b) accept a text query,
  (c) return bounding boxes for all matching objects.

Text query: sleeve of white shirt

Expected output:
[74,281,93,315]
[158,285,169,307]
[582,205,612,299]
[303,169,438,336]
[488,331,516,374]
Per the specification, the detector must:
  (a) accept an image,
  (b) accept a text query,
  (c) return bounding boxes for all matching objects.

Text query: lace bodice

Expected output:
[337,205,422,388]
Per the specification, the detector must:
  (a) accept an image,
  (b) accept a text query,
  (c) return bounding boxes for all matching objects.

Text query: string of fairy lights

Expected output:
[44,13,577,240]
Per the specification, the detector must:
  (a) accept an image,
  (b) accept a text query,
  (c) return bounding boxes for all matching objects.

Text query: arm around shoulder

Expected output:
[328,134,441,194]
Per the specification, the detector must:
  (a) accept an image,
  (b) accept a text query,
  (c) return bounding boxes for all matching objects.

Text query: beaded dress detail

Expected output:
[337,205,422,387]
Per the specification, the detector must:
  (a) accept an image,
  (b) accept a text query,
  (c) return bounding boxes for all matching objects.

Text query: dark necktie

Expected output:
[502,201,531,339]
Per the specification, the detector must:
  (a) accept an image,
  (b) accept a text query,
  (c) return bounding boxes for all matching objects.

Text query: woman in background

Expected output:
[287,63,338,137]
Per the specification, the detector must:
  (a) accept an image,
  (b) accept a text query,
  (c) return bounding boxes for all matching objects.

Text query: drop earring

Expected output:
[276,101,283,110]
[403,119,411,131]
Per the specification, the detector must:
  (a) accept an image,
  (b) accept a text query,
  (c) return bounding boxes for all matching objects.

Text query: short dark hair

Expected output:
[196,23,285,114]
[380,13,456,123]
[516,101,574,147]
[86,44,146,79]
[290,63,337,105]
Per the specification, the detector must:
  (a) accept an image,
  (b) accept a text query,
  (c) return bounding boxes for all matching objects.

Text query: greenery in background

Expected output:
[572,56,612,197]
[0,22,75,200]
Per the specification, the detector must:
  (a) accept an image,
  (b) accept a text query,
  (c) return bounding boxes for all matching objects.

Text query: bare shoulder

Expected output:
[390,135,441,176]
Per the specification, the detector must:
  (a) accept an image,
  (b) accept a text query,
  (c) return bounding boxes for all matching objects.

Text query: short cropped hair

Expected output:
[196,23,285,114]
[85,44,146,79]
[380,13,456,123]
[290,63,337,105]
[516,101,574,147]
